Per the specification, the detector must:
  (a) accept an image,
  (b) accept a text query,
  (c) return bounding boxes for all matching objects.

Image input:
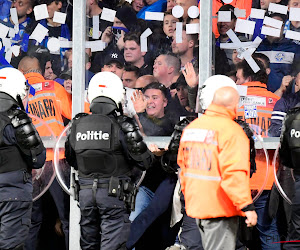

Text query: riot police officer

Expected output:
[0,67,46,250]
[279,104,300,250]
[65,72,153,250]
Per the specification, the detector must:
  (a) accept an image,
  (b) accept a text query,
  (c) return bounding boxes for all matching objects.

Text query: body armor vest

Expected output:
[0,112,29,173]
[281,107,300,170]
[69,114,132,178]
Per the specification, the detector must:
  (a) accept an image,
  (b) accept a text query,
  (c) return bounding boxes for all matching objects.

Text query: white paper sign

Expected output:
[268,3,288,15]
[218,11,231,22]
[285,30,300,41]
[86,40,106,52]
[234,8,246,18]
[289,8,300,22]
[29,23,49,43]
[261,26,281,37]
[34,4,49,21]
[140,28,153,52]
[0,23,9,38]
[145,12,164,21]
[186,23,200,34]
[47,37,60,52]
[235,19,255,35]
[92,15,100,39]
[188,6,199,19]
[176,22,183,43]
[100,7,116,23]
[11,45,20,56]
[263,16,283,29]
[10,8,18,25]
[250,8,265,19]
[60,40,72,48]
[53,11,66,24]
[237,85,248,97]
[172,5,184,18]
[8,28,16,38]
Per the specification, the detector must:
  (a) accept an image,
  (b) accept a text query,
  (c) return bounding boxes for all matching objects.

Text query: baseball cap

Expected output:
[103,51,125,68]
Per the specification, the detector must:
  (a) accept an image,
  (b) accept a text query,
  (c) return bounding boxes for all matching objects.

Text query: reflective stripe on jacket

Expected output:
[26,73,72,160]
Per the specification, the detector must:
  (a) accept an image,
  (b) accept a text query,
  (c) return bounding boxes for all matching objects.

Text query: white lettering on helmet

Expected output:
[76,131,110,141]
[290,129,300,138]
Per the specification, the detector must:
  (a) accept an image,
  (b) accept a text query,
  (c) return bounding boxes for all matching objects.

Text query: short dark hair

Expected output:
[124,64,140,77]
[253,53,270,69]
[143,82,168,98]
[124,32,141,46]
[266,12,287,23]
[236,59,268,84]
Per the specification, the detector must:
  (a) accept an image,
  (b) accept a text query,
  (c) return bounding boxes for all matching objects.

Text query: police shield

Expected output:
[54,124,72,196]
[273,145,294,205]
[248,124,270,202]
[28,114,56,201]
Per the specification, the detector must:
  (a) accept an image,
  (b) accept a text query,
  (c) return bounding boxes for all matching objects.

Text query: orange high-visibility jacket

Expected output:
[236,81,279,190]
[26,72,72,161]
[178,103,253,219]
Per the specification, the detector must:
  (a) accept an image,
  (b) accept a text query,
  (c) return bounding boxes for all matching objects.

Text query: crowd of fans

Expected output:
[2,0,300,249]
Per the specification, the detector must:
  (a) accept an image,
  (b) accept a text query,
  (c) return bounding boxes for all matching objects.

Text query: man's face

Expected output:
[217,18,236,36]
[167,0,176,11]
[153,55,169,81]
[11,0,33,20]
[260,0,280,9]
[64,79,72,94]
[124,40,145,65]
[176,85,188,107]
[289,0,300,7]
[144,88,167,118]
[122,71,138,88]
[175,0,197,20]
[232,50,243,65]
[236,69,248,85]
[47,1,62,19]
[44,61,55,80]
[163,14,178,37]
[102,62,124,79]
[68,53,72,69]
[289,0,300,28]
[132,0,145,12]
[113,17,126,28]
[266,16,284,42]
[172,31,190,56]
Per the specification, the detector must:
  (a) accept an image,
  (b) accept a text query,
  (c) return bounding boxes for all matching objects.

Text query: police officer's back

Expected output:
[65,72,153,250]
[0,68,46,250]
[280,104,300,250]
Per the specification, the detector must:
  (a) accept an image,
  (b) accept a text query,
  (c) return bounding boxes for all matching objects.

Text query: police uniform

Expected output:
[279,105,300,250]
[65,97,153,250]
[0,92,46,250]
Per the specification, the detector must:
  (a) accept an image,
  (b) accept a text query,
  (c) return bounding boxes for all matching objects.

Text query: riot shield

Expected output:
[54,124,72,196]
[248,124,270,202]
[54,124,146,197]
[29,114,56,201]
[273,145,294,205]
